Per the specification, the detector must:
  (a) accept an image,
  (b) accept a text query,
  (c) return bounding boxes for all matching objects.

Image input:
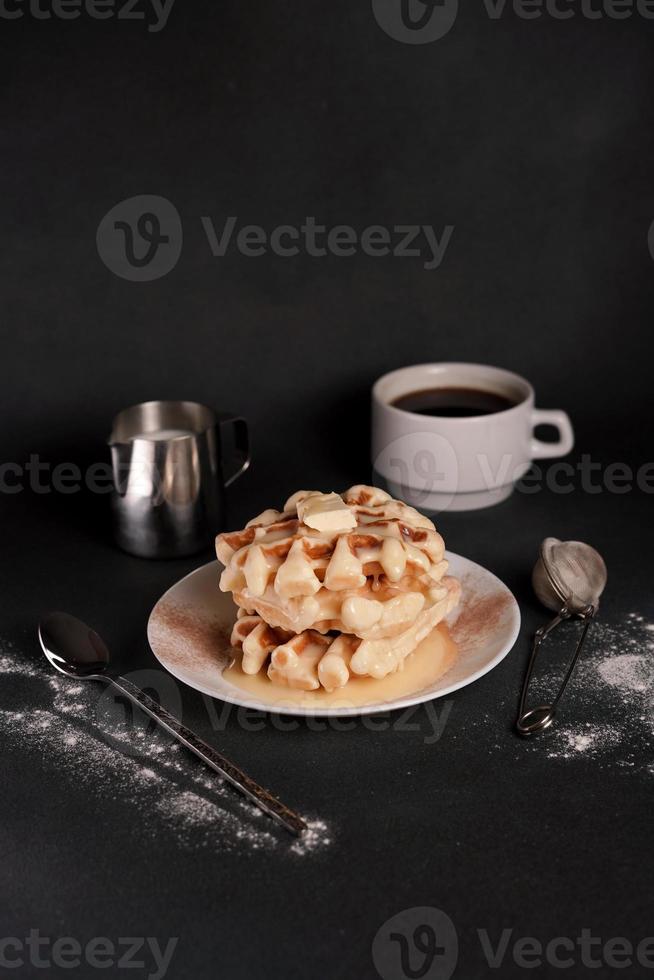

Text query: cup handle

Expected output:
[531,409,574,460]
[219,415,251,488]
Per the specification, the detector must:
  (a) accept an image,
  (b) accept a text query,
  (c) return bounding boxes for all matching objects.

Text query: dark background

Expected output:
[2,1,654,978]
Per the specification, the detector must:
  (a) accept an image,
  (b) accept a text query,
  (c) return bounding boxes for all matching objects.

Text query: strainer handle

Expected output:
[516,604,595,735]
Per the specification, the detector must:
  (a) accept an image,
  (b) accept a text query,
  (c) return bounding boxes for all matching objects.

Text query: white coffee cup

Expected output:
[372,363,574,511]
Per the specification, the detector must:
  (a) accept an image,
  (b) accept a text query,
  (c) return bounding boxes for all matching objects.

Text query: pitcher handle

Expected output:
[219,414,251,488]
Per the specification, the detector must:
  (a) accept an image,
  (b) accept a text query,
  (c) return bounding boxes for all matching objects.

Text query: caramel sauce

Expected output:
[223,622,459,709]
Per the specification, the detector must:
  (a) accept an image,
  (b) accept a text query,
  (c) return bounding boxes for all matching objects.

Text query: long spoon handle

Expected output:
[110,674,306,837]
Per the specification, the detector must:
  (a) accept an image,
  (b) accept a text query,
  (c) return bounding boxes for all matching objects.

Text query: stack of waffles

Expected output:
[216,485,460,692]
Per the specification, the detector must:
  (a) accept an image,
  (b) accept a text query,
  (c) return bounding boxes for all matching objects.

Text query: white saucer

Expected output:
[375,472,514,512]
[147,553,521,717]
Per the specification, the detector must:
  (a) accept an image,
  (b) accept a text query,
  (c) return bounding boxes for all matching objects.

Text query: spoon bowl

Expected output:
[39,612,110,678]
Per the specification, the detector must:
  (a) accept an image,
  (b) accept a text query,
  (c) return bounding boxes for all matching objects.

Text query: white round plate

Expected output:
[147,553,521,717]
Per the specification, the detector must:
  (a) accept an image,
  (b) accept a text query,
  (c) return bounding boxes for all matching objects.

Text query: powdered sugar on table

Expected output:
[524,612,654,764]
[0,640,330,856]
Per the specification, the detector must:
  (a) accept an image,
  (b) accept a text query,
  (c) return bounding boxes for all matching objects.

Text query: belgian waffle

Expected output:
[218,485,460,691]
[217,485,450,638]
[231,574,459,691]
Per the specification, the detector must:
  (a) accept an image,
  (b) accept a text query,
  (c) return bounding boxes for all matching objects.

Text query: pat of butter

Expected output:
[297,492,357,532]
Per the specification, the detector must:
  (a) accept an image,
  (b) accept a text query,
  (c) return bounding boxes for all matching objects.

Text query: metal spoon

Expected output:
[516,538,608,736]
[38,611,307,837]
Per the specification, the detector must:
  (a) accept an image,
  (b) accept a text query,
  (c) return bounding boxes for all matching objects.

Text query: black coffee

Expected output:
[392,386,517,418]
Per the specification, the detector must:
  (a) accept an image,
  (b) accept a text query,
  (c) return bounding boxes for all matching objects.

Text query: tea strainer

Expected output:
[516,537,608,736]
